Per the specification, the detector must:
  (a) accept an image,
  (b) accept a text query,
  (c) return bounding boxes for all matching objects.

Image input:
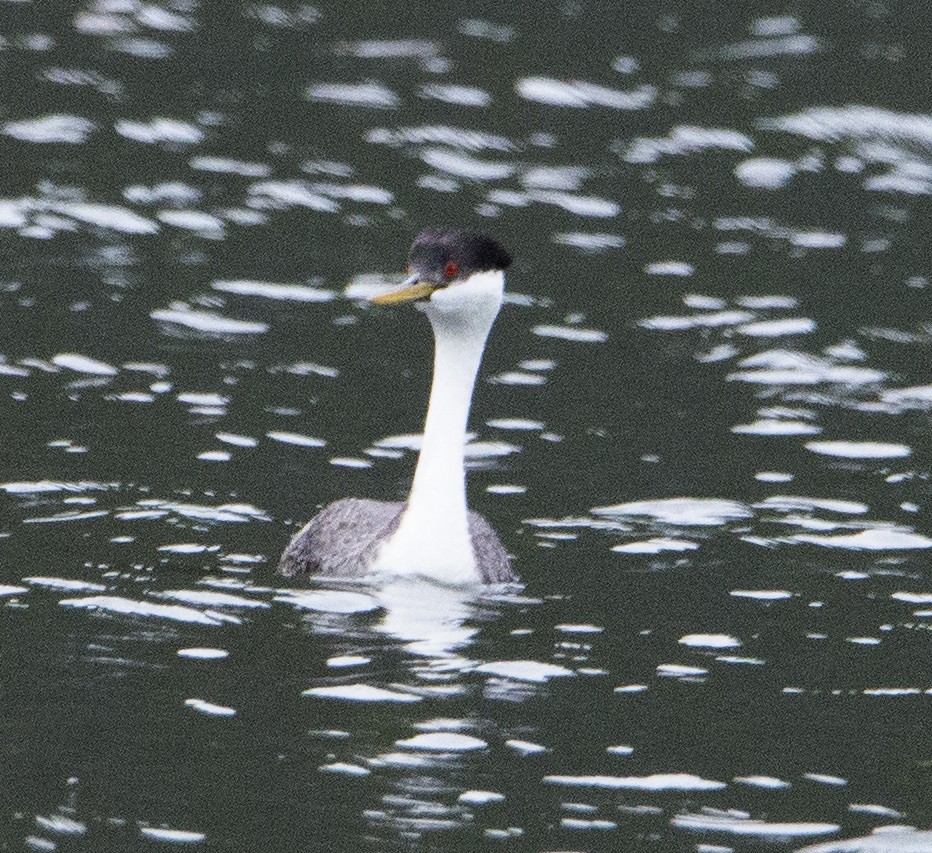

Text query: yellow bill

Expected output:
[370,280,436,304]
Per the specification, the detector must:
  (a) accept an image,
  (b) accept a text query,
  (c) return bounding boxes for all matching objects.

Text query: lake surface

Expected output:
[2,2,930,851]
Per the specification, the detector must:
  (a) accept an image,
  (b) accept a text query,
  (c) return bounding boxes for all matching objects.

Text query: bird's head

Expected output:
[372,229,511,320]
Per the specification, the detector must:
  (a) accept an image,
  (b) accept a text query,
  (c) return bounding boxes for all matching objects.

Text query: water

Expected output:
[2,1,930,851]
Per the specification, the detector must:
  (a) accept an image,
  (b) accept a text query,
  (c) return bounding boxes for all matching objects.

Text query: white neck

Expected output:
[374,270,504,584]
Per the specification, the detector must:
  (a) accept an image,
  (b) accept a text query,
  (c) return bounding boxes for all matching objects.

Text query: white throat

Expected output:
[374,269,505,584]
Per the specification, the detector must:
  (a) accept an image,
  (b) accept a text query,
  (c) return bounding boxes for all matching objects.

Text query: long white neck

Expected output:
[374,270,504,585]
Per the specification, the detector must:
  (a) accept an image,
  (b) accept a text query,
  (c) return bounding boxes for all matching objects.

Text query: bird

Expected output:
[278,228,518,586]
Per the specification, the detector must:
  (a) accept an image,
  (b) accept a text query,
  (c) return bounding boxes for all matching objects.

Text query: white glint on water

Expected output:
[184,698,236,717]
[476,660,575,682]
[805,440,910,459]
[395,733,487,752]
[544,773,726,791]
[302,684,422,703]
[679,634,741,649]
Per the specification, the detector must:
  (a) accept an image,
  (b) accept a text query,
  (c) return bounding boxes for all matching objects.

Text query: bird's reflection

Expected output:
[285,576,532,846]
[373,578,481,658]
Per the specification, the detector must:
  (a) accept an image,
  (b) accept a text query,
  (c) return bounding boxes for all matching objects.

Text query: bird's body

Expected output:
[278,229,518,586]
[277,499,514,583]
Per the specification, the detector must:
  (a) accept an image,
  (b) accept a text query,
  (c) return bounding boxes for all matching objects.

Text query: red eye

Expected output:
[444,261,459,279]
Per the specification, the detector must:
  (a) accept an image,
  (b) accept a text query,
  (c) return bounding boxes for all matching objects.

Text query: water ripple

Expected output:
[3,114,95,143]
[515,78,656,110]
[305,82,400,109]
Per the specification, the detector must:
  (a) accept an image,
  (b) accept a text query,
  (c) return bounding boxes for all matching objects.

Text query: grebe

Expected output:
[278,228,517,585]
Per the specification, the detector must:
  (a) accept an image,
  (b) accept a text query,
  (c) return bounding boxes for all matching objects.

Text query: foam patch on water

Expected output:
[475,660,575,682]
[303,684,421,703]
[673,813,839,837]
[544,773,726,791]
[395,732,487,751]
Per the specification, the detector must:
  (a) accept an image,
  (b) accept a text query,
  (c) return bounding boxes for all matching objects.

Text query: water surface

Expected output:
[2,1,930,851]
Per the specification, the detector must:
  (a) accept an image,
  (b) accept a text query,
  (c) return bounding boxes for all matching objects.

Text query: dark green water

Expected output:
[1,2,931,851]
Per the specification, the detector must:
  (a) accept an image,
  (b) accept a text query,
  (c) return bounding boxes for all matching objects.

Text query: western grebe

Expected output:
[278,228,518,585]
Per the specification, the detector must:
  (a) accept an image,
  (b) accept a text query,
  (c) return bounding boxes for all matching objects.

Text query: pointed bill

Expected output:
[370,275,436,305]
